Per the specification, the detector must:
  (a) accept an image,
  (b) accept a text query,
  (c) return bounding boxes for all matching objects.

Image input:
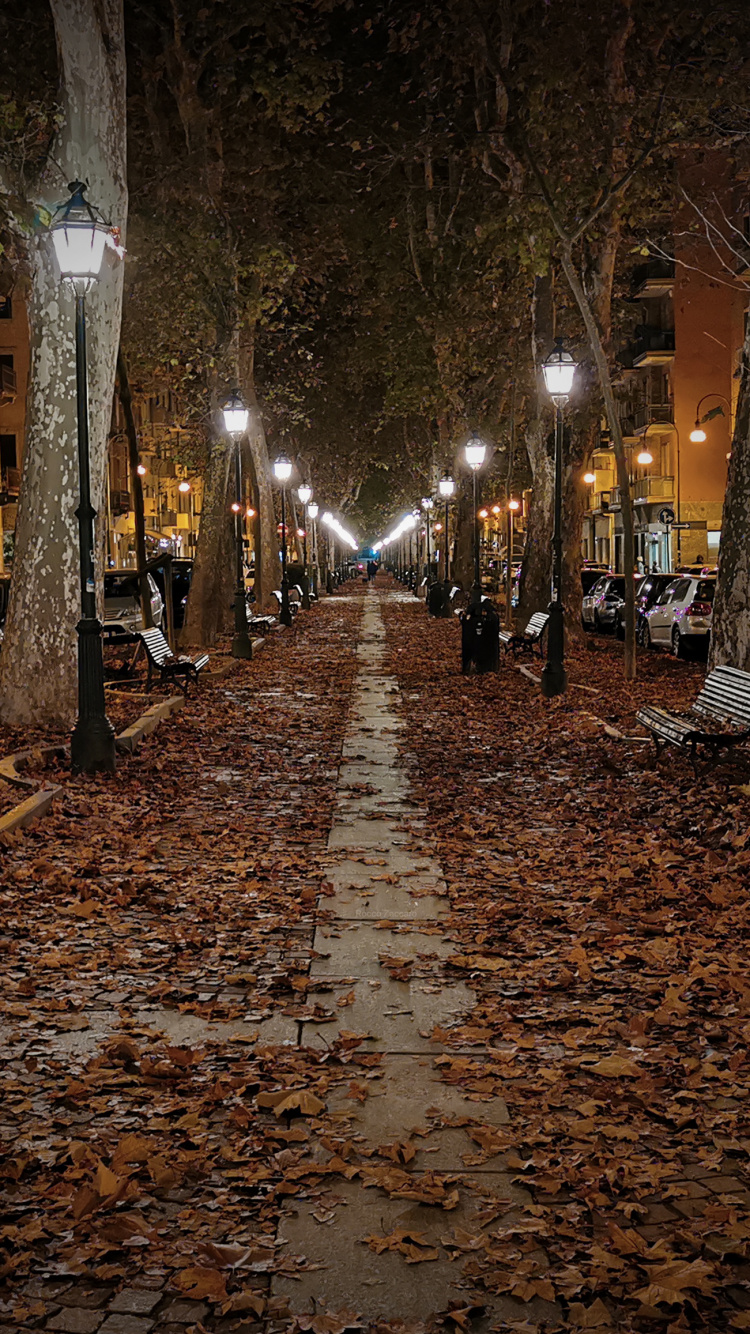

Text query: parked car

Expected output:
[151,558,194,629]
[582,574,627,632]
[642,575,716,657]
[581,565,612,597]
[104,571,164,636]
[615,572,676,643]
[675,564,718,576]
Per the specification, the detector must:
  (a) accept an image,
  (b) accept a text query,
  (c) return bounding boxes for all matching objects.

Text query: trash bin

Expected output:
[461,601,500,674]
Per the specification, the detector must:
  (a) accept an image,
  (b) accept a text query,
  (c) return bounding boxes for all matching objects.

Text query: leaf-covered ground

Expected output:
[381,589,750,1331]
[0,579,748,1334]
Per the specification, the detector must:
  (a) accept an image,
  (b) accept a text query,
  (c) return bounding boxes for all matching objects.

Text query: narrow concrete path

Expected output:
[271,591,553,1326]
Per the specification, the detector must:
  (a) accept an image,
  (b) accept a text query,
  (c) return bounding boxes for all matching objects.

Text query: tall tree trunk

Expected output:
[709,322,750,672]
[559,245,636,679]
[181,428,234,647]
[518,275,554,625]
[452,471,475,591]
[116,347,152,627]
[518,421,554,625]
[239,326,279,612]
[0,0,126,726]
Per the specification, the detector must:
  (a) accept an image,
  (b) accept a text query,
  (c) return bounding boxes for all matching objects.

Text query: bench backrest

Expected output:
[139,627,172,664]
[692,665,750,729]
[526,611,549,638]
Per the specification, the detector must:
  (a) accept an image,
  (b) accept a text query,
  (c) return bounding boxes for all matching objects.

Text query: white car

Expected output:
[642,575,715,657]
[104,571,164,636]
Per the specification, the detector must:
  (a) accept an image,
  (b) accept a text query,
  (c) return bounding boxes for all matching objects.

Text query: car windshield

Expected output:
[104,574,140,599]
[606,578,626,596]
[695,580,716,604]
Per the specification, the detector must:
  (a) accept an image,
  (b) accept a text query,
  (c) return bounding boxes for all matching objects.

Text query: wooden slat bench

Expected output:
[636,664,750,772]
[139,628,209,695]
[499,611,549,657]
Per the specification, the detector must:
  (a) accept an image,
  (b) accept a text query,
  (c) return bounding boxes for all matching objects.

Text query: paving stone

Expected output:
[99,1317,155,1334]
[47,1311,104,1333]
[310,921,452,979]
[301,977,474,1052]
[643,1203,678,1224]
[704,1175,748,1194]
[157,1302,208,1324]
[272,1178,556,1323]
[58,1288,113,1311]
[109,1292,162,1316]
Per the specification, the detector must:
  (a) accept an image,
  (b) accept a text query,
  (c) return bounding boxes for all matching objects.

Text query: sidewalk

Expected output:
[0,582,748,1333]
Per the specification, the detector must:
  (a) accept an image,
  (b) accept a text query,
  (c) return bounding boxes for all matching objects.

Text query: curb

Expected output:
[210,637,267,681]
[116,694,185,754]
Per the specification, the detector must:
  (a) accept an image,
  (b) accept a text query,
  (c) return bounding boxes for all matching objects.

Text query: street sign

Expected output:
[659,506,675,525]
[670,522,691,530]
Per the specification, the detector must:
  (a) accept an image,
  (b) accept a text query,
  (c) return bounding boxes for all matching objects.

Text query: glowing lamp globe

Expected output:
[222,391,249,437]
[542,338,576,400]
[636,450,653,466]
[465,433,487,471]
[690,425,707,443]
[273,455,293,483]
[298,483,312,506]
[50,182,109,285]
[307,502,319,519]
[583,472,596,485]
[508,499,521,511]
[178,481,191,493]
[438,474,455,498]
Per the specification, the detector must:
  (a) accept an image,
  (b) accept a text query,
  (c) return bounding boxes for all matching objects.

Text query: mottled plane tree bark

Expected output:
[0,0,126,725]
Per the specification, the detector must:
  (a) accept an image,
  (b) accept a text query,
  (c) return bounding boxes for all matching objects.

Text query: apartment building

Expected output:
[109,389,202,568]
[584,194,745,573]
[0,289,203,570]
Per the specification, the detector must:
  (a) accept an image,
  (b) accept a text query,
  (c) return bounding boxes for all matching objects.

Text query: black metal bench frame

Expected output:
[139,628,209,696]
[499,611,549,658]
[636,665,750,774]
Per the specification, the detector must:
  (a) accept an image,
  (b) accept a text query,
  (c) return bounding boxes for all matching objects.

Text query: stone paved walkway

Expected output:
[269,592,555,1326]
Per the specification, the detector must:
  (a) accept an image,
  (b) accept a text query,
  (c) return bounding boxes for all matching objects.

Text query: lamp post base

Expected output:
[71,617,116,774]
[280,577,293,627]
[301,573,311,611]
[232,588,253,659]
[469,582,482,612]
[437,579,451,617]
[540,600,566,698]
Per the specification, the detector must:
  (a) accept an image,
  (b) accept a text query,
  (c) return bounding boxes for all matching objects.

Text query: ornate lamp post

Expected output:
[540,338,576,698]
[297,482,312,609]
[49,181,119,774]
[411,507,421,594]
[464,432,487,611]
[505,499,520,630]
[221,391,252,659]
[273,454,293,626]
[437,473,454,617]
[421,496,434,591]
[307,500,319,598]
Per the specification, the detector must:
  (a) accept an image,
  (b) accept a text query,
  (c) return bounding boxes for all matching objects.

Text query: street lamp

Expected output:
[49,180,119,773]
[221,391,251,660]
[297,483,312,609]
[437,473,454,617]
[421,496,434,591]
[273,454,293,625]
[540,338,576,698]
[505,499,520,631]
[307,500,319,598]
[464,432,487,611]
[690,393,730,443]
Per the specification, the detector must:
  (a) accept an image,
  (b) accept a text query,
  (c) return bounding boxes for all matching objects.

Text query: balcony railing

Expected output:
[0,363,17,404]
[110,488,131,516]
[630,258,675,298]
[633,475,675,502]
[618,328,676,370]
[633,403,673,433]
